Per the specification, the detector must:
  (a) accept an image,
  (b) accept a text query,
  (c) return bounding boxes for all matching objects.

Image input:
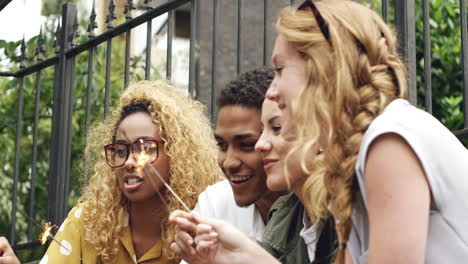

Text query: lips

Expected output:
[123,175,144,191]
[263,158,279,171]
[229,175,253,184]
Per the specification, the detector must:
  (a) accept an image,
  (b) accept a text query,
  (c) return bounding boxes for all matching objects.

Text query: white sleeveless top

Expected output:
[349,99,468,264]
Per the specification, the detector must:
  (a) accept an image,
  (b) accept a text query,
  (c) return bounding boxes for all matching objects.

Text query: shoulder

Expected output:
[195,180,237,215]
[197,180,233,203]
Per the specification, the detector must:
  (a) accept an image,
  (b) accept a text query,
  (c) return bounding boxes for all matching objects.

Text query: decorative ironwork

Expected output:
[36,27,45,62]
[71,15,79,48]
[55,20,61,54]
[106,0,117,29]
[87,0,97,38]
[19,38,26,69]
[124,0,136,20]
[144,0,152,10]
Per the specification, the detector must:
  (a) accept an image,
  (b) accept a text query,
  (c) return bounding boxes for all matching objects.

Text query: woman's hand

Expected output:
[170,210,279,264]
[0,237,20,264]
[169,210,207,264]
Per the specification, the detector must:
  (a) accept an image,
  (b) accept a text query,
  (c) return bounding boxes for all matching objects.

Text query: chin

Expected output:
[266,179,287,192]
[234,197,257,207]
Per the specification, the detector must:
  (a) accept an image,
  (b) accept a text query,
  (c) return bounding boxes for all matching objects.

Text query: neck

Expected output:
[255,191,286,224]
[129,194,167,239]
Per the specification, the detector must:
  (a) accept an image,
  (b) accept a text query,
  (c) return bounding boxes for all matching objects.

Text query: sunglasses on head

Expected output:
[298,0,331,44]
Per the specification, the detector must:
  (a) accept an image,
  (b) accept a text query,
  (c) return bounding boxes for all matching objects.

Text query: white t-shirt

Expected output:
[194,179,266,242]
[349,99,468,264]
[299,213,321,263]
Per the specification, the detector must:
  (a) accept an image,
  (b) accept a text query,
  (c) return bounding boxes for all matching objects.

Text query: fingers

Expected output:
[174,227,196,255]
[0,237,13,256]
[0,237,19,264]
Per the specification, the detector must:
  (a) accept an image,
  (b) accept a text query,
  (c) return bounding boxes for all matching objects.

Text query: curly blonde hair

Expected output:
[276,1,408,262]
[79,80,222,262]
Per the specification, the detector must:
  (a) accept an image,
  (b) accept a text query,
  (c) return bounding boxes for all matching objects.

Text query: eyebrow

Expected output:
[214,133,257,141]
[114,136,156,144]
[268,116,280,124]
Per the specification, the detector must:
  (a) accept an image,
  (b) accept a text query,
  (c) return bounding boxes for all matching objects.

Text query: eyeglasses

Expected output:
[298,0,331,43]
[104,139,164,168]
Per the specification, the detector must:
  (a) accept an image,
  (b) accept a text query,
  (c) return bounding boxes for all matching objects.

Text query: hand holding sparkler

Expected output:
[0,236,20,264]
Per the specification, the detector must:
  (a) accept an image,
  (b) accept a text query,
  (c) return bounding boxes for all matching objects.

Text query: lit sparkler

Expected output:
[39,222,55,244]
[133,138,191,212]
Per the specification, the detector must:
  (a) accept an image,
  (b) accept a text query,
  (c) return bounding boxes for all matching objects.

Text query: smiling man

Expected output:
[196,67,283,241]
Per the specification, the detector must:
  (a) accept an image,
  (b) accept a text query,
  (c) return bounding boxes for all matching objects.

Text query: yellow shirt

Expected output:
[40,206,173,264]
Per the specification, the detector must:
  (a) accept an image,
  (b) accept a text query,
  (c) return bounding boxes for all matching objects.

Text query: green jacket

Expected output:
[260,194,337,264]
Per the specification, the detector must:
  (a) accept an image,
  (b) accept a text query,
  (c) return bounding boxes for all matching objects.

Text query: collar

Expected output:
[120,225,163,263]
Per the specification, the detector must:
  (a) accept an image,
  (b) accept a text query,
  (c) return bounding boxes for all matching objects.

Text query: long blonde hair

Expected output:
[80,80,221,262]
[277,1,408,261]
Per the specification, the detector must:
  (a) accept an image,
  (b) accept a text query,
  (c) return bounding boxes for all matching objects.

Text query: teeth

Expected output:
[230,175,252,182]
[126,178,142,185]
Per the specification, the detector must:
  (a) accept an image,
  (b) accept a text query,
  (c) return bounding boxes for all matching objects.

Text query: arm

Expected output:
[365,133,430,264]
[0,237,20,264]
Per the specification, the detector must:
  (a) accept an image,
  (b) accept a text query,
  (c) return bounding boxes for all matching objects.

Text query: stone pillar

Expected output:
[196,0,290,121]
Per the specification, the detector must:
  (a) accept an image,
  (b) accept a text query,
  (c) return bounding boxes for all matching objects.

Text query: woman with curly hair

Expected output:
[170,1,468,263]
[40,80,221,263]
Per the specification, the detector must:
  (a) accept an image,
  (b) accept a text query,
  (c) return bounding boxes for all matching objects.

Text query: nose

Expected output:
[266,81,280,102]
[125,152,137,169]
[255,136,271,153]
[221,149,241,172]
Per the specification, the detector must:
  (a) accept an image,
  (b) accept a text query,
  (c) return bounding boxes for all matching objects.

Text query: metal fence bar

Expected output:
[145,18,152,80]
[124,0,135,89]
[460,0,468,127]
[167,10,174,80]
[0,72,17,77]
[382,0,388,23]
[47,25,61,226]
[211,0,219,118]
[83,47,94,185]
[1,57,58,78]
[188,0,197,97]
[104,38,112,119]
[455,128,468,139]
[9,74,25,246]
[83,3,97,185]
[28,69,42,241]
[63,53,76,217]
[124,29,131,88]
[237,0,242,75]
[423,0,432,113]
[263,0,269,66]
[48,3,76,225]
[394,0,417,105]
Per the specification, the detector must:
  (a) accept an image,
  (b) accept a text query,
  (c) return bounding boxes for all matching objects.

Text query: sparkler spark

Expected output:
[39,222,55,245]
[136,139,151,168]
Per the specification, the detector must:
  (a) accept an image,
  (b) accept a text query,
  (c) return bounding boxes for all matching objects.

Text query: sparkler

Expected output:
[39,222,55,244]
[132,138,191,212]
[17,210,87,264]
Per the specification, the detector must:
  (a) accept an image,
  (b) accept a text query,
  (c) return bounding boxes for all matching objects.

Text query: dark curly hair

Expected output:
[217,67,274,110]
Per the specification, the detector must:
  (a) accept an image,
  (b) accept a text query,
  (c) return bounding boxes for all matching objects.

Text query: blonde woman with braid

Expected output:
[40,81,221,264]
[169,1,468,264]
[267,0,468,263]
